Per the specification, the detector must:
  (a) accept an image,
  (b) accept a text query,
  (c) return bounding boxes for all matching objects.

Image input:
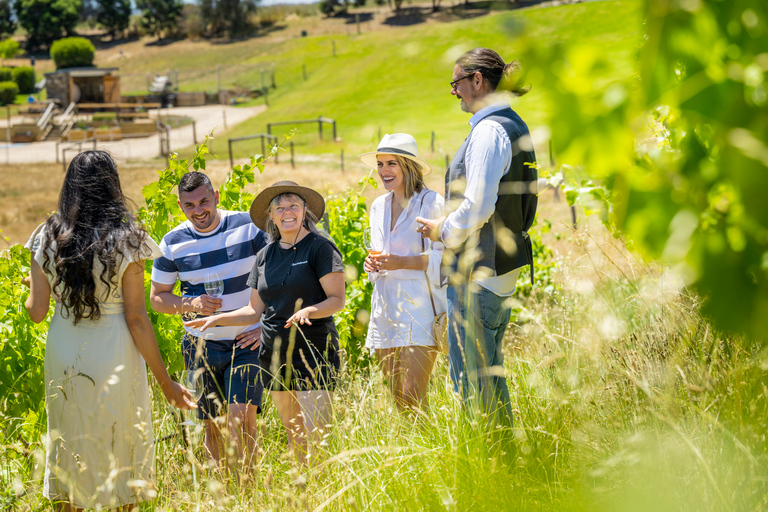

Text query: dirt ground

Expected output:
[0,158,381,246]
[0,156,566,248]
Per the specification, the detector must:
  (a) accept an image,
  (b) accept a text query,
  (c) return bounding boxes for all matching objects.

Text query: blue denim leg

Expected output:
[447,284,466,395]
[464,286,514,425]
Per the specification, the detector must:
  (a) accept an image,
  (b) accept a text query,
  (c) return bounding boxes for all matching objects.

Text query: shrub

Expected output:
[11,66,35,94]
[50,37,95,69]
[0,65,10,81]
[0,80,18,105]
[0,38,20,62]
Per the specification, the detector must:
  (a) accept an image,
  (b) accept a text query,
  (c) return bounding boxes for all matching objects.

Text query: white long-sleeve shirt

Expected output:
[441,102,521,296]
[365,188,447,349]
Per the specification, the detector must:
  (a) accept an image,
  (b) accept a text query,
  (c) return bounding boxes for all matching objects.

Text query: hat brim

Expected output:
[359,151,432,176]
[249,184,326,231]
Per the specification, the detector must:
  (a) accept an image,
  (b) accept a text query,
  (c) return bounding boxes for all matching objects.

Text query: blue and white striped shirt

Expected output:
[151,210,266,341]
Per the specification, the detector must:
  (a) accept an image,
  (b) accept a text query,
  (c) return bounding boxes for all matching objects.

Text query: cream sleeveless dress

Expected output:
[27,224,163,509]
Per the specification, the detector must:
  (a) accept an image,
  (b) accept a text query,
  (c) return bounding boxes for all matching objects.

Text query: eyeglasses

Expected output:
[450,72,476,91]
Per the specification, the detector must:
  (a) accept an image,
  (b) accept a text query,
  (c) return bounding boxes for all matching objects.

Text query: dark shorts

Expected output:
[260,340,341,392]
[182,333,264,420]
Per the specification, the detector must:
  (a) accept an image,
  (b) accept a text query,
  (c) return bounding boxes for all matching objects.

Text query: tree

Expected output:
[14,0,82,50]
[97,0,130,38]
[0,38,20,65]
[198,0,257,37]
[0,0,15,39]
[136,0,183,39]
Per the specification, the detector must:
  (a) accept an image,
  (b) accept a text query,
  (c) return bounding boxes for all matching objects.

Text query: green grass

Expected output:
[4,217,766,510]
[204,0,642,165]
[105,0,641,167]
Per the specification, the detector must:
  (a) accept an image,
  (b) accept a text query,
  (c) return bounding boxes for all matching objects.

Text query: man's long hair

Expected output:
[41,151,148,324]
[456,48,531,96]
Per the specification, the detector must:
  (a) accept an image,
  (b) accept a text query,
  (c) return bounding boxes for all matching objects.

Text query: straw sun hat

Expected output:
[359,133,432,175]
[249,180,325,231]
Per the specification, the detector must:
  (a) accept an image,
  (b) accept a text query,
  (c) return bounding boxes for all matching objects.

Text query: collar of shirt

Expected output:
[468,102,510,129]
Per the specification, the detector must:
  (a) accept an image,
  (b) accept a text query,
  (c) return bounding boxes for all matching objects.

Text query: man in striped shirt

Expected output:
[150,171,266,472]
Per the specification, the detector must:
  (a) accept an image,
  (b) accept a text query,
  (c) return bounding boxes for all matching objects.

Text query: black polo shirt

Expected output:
[247,232,344,356]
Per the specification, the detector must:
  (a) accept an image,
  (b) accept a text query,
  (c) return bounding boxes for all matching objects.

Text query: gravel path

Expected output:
[0,105,265,164]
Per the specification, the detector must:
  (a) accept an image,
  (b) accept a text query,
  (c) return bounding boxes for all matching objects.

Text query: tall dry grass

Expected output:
[4,208,767,511]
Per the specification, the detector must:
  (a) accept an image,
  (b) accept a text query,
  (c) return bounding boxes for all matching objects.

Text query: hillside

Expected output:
[72,0,641,170]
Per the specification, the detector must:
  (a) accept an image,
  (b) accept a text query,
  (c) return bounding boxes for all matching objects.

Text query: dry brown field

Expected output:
[0,156,458,246]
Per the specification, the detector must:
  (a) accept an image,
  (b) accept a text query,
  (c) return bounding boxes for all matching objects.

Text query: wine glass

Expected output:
[204,272,224,299]
[364,227,386,275]
[181,366,205,427]
[363,227,381,256]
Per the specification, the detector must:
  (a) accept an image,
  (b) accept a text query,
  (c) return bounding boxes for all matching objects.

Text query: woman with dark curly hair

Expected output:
[24,151,194,511]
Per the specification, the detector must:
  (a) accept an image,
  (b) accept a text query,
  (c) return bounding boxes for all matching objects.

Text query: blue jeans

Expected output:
[447,284,514,426]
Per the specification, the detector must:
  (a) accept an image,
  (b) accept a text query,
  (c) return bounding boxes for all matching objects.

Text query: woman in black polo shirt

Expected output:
[186,181,345,463]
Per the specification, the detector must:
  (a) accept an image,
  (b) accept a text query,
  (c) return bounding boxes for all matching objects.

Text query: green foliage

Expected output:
[135,0,184,38]
[0,245,50,439]
[199,0,257,38]
[96,0,131,37]
[0,80,18,105]
[323,175,377,368]
[0,1,15,39]
[0,66,9,81]
[515,0,768,342]
[11,66,34,94]
[0,38,19,64]
[15,0,82,50]
[50,37,95,69]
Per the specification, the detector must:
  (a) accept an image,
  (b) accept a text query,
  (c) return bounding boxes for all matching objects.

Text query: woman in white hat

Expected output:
[360,134,446,413]
[186,180,345,464]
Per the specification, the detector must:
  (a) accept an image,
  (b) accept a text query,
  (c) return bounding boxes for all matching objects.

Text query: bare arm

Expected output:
[285,271,346,327]
[124,262,195,410]
[24,255,52,324]
[185,287,265,340]
[150,280,222,316]
[368,253,429,272]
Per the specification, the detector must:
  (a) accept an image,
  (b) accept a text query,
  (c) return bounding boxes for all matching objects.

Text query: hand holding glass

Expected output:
[363,227,381,256]
[181,367,205,426]
[364,227,387,274]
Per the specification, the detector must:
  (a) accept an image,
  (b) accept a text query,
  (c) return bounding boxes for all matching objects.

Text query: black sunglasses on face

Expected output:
[450,72,477,90]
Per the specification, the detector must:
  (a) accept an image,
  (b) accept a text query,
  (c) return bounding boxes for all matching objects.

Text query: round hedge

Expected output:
[0,81,19,106]
[12,67,35,94]
[0,67,11,82]
[50,37,95,69]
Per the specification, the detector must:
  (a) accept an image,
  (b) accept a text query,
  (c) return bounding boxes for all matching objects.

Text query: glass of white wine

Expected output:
[363,227,379,256]
[204,272,224,299]
[363,227,386,275]
[204,272,224,321]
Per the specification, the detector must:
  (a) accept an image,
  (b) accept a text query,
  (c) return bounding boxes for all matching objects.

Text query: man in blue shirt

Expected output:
[150,171,266,472]
[417,48,538,426]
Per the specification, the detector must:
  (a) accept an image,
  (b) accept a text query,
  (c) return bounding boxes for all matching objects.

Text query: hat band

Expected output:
[376,147,417,158]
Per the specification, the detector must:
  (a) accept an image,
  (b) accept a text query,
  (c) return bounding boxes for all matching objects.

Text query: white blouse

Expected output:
[365,188,446,349]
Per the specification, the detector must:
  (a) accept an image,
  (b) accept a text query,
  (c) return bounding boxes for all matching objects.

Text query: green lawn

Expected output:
[151,0,643,166]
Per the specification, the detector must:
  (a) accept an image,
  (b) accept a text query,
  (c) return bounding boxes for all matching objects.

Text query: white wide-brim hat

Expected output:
[359,133,432,175]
